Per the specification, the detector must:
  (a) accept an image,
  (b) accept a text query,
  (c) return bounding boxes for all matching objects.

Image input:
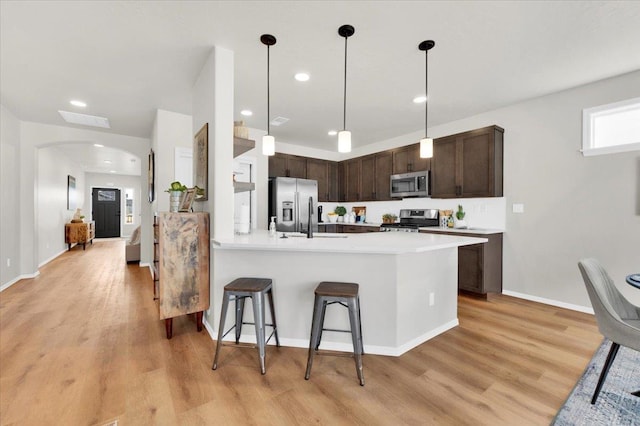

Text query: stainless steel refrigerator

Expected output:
[269,177,318,233]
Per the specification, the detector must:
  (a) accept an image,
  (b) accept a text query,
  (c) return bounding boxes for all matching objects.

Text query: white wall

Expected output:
[36,147,85,264]
[0,105,22,289]
[152,109,193,213]
[192,46,235,239]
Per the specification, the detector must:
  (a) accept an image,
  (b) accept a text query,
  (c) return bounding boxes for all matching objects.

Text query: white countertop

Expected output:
[212,230,487,255]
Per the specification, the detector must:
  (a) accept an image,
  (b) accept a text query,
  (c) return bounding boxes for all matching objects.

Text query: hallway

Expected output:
[0,240,601,425]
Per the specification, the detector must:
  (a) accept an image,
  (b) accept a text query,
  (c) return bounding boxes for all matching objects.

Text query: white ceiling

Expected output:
[2,1,640,173]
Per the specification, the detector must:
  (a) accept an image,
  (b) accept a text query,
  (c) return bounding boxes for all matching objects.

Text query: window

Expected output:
[582,97,640,156]
[125,188,134,224]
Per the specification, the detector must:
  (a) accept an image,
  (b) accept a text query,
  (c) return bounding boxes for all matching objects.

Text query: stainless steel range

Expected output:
[379,209,439,232]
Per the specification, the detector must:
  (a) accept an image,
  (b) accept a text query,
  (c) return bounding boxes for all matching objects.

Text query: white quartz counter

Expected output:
[212,230,487,254]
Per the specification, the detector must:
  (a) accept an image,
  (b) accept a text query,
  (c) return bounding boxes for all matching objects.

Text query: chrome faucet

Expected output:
[307,196,313,239]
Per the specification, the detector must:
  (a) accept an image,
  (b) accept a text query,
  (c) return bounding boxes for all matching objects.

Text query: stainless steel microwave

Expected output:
[390,171,430,198]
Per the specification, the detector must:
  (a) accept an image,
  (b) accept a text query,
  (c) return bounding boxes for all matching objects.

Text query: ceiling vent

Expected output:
[59,110,111,128]
[270,116,289,126]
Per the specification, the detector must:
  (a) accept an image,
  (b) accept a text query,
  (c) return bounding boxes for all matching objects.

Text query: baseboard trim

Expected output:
[202,316,458,357]
[1,271,40,292]
[38,249,67,268]
[502,290,594,314]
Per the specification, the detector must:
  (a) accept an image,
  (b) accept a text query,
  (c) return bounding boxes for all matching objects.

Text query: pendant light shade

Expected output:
[262,134,275,156]
[261,34,277,156]
[338,130,351,153]
[338,25,355,153]
[420,137,433,158]
[418,40,435,159]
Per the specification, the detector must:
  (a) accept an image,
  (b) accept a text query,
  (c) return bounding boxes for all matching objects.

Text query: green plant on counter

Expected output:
[382,213,397,223]
[456,205,466,220]
[334,206,347,216]
[165,181,187,192]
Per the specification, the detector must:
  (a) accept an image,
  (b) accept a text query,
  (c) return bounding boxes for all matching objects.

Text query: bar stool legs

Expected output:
[305,282,364,386]
[212,278,279,375]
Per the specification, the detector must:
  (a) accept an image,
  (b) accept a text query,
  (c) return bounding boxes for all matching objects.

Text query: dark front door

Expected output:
[92,188,121,238]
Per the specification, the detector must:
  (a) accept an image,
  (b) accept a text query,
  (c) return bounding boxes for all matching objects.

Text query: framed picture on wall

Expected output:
[148,149,155,203]
[67,175,76,210]
[194,123,208,201]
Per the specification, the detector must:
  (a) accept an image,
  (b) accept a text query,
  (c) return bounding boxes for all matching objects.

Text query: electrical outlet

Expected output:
[512,203,524,213]
[429,292,435,306]
[6,258,10,267]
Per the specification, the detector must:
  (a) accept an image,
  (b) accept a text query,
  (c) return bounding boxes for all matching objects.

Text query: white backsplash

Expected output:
[319,197,506,230]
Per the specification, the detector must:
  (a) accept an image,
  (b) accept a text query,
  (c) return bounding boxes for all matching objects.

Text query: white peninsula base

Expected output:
[209,231,486,356]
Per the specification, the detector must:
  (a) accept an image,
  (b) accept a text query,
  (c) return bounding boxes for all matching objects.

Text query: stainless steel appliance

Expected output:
[269,177,319,233]
[390,170,430,198]
[380,208,439,232]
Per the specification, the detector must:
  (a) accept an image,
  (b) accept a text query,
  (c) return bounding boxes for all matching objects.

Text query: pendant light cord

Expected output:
[343,35,348,131]
[425,48,428,139]
[267,44,271,136]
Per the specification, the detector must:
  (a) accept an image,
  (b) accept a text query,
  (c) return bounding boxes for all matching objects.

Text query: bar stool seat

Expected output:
[305,281,365,386]
[212,277,279,374]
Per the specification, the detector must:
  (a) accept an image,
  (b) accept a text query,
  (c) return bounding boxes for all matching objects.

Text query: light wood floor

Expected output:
[0,240,602,425]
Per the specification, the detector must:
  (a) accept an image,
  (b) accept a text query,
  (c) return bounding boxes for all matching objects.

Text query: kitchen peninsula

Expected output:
[211,231,486,356]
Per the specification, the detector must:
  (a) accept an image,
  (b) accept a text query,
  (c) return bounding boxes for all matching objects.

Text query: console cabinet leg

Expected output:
[196,311,203,332]
[165,318,173,339]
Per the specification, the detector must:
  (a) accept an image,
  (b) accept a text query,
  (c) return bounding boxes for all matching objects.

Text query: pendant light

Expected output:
[338,25,355,153]
[418,40,435,158]
[261,34,277,156]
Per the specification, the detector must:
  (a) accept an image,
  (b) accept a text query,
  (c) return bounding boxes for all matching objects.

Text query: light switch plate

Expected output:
[512,203,524,213]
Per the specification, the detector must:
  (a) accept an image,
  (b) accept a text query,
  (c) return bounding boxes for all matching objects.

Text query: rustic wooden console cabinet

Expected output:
[64,221,95,250]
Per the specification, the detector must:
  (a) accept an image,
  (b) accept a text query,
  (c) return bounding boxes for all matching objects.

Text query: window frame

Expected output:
[582,97,640,157]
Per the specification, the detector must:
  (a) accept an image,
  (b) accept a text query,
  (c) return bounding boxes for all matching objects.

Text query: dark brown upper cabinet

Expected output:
[360,155,376,201]
[431,125,504,198]
[392,143,430,174]
[306,158,330,202]
[268,153,307,179]
[374,151,393,201]
[343,158,361,202]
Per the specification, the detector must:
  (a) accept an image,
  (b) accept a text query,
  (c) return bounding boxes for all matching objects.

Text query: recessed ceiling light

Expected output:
[328,130,338,136]
[110,170,117,173]
[413,95,427,104]
[104,160,112,164]
[70,100,87,107]
[94,143,104,148]
[295,73,310,82]
[240,110,253,116]
[59,110,110,128]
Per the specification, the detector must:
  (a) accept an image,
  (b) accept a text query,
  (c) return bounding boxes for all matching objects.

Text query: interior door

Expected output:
[92,188,121,238]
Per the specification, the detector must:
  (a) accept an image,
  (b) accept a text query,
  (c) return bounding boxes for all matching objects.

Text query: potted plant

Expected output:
[382,213,397,224]
[334,206,347,222]
[454,205,467,228]
[166,181,187,212]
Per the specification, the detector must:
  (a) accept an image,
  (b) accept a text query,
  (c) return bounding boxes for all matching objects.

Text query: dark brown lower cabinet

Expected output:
[420,230,503,296]
[341,225,379,233]
[318,224,379,233]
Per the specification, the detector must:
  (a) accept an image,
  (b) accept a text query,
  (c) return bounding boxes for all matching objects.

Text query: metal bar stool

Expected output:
[305,281,364,386]
[212,277,280,374]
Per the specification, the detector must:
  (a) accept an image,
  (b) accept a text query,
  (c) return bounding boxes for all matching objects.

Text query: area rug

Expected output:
[553,339,640,425]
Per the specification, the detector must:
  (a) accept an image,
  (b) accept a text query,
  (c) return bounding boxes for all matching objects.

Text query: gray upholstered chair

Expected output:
[578,258,640,404]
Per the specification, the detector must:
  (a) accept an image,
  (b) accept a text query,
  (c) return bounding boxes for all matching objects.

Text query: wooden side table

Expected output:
[65,221,95,250]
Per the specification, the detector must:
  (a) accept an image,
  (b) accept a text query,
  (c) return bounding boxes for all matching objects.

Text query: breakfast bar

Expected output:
[210,231,486,356]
